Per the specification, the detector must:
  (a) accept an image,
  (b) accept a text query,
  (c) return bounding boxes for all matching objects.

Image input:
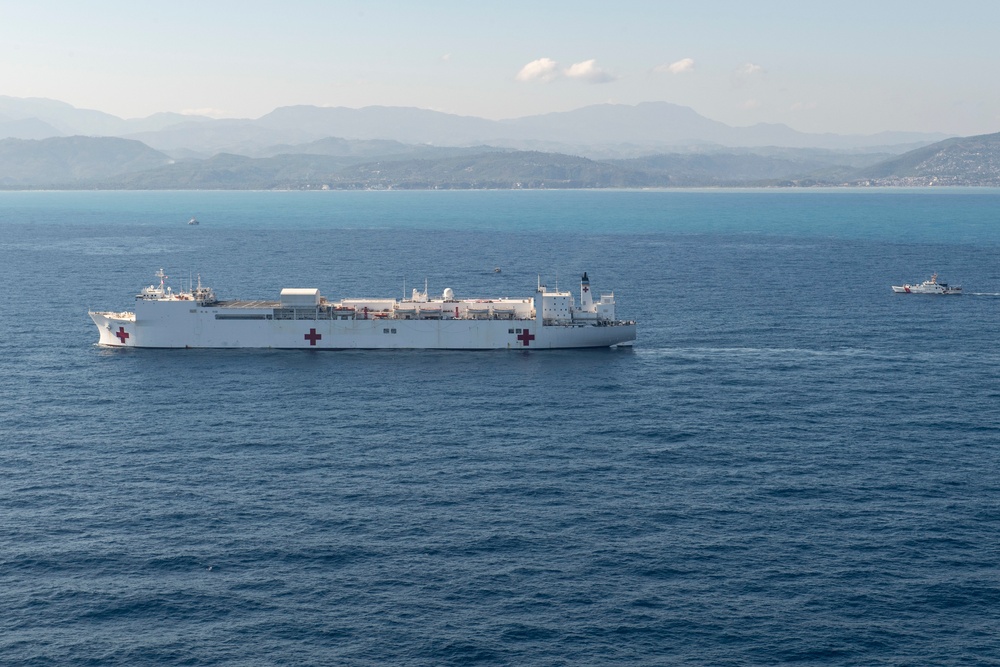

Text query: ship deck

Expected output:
[217,300,282,308]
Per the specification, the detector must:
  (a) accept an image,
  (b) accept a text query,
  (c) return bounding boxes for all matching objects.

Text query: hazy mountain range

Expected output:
[1,95,997,189]
[1,95,948,154]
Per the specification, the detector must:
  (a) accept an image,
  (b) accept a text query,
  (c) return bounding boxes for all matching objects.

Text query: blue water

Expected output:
[2,190,1000,665]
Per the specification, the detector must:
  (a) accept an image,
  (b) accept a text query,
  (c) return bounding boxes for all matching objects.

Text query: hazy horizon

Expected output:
[3,1,998,137]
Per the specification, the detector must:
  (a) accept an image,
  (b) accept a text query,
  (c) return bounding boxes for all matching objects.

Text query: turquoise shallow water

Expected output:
[5,187,1000,239]
[2,190,999,665]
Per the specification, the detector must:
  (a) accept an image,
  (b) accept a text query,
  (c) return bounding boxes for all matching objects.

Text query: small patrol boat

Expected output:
[891,273,962,295]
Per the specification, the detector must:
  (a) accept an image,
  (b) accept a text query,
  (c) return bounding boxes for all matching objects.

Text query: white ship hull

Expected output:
[90,309,635,349]
[90,271,636,350]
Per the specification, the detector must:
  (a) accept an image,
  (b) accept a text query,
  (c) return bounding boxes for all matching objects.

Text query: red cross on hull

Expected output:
[517,329,535,346]
[304,328,322,346]
[114,327,130,344]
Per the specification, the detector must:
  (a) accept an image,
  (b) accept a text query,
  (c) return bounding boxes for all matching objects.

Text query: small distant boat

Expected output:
[188,217,199,225]
[891,273,962,294]
[493,267,502,273]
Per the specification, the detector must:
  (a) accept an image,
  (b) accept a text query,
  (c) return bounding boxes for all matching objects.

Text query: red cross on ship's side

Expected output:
[304,328,322,346]
[114,327,130,344]
[517,329,535,346]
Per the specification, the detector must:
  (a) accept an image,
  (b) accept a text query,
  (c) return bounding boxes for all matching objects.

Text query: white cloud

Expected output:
[739,99,761,110]
[564,59,618,84]
[731,62,765,88]
[655,58,695,75]
[516,57,617,84]
[790,101,817,112]
[441,53,452,62]
[516,58,560,83]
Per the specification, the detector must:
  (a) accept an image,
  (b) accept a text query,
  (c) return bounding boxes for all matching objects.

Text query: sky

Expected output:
[2,0,999,136]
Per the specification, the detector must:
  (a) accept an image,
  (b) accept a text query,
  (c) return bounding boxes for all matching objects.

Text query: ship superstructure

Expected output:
[89,270,636,349]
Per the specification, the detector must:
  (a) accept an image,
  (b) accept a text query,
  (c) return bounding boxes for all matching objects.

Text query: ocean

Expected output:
[2,189,999,665]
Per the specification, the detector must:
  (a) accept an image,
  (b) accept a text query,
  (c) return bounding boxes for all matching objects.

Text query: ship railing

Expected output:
[273,307,336,321]
[95,310,135,320]
[577,319,636,327]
